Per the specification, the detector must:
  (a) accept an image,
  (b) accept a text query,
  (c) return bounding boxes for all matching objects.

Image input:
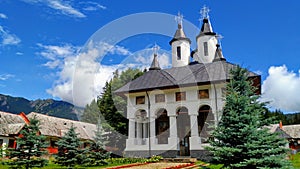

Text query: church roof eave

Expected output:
[169,37,191,45]
[114,61,260,94]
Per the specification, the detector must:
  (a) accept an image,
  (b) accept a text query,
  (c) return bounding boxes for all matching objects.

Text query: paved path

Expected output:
[114,162,191,169]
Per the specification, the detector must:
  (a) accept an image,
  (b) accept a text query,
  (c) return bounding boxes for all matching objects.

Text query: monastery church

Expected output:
[115,7,260,159]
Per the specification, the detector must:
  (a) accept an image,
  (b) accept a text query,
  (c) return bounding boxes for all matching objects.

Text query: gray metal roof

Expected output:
[282,124,300,138]
[197,18,216,39]
[115,61,260,94]
[27,112,96,141]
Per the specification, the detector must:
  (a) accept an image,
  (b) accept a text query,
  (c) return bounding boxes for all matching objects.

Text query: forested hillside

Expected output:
[0,94,79,120]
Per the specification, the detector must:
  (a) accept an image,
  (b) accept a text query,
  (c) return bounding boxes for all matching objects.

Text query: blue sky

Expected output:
[0,0,300,112]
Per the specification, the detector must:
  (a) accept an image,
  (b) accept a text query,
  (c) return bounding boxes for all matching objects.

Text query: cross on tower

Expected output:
[153,43,159,55]
[200,5,210,20]
[175,12,183,26]
[216,34,224,46]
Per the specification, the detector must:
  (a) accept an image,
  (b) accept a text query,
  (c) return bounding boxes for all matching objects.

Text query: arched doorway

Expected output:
[176,106,190,156]
[198,105,214,143]
[155,109,169,144]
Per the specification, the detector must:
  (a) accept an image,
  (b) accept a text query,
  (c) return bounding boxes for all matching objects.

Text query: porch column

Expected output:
[169,115,177,137]
[128,118,135,139]
[149,117,156,138]
[190,114,199,137]
[143,121,148,138]
[137,122,142,139]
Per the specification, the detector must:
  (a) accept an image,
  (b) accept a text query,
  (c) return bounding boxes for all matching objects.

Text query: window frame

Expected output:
[198,89,209,99]
[175,92,186,101]
[155,94,165,103]
[177,46,181,60]
[136,96,145,105]
[203,42,208,56]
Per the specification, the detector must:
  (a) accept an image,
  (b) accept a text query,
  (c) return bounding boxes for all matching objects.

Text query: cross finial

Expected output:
[200,5,210,20]
[216,34,224,46]
[175,12,183,27]
[153,43,160,55]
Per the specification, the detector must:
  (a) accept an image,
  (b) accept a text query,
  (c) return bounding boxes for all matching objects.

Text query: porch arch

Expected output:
[176,106,190,156]
[155,108,169,144]
[198,105,214,143]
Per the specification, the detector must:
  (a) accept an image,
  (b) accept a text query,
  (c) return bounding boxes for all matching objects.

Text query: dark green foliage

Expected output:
[83,118,110,166]
[96,68,144,155]
[8,118,48,169]
[81,100,100,124]
[98,68,144,134]
[285,112,300,125]
[55,126,83,168]
[208,66,291,169]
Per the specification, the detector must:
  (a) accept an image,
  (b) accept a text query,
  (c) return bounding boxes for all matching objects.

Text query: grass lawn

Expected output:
[0,163,122,169]
[291,153,300,168]
[0,158,140,169]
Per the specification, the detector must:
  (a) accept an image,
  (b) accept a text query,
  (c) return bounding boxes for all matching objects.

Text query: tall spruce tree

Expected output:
[84,117,110,166]
[55,125,82,168]
[8,118,48,169]
[208,66,291,169]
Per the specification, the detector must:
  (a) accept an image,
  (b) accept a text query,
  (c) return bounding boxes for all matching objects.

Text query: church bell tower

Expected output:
[169,13,191,67]
[192,6,218,63]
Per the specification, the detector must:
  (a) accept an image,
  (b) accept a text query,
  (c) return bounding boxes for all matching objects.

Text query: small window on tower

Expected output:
[177,46,181,60]
[203,42,208,56]
[136,96,145,105]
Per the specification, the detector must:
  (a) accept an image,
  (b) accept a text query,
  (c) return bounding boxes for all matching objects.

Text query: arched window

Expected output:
[198,105,214,143]
[155,109,169,144]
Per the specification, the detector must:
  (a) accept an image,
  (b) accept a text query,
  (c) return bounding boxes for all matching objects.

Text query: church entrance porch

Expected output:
[176,107,191,156]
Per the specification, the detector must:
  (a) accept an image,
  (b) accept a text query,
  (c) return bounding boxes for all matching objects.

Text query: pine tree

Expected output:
[8,118,48,169]
[55,125,82,168]
[84,117,110,166]
[207,66,291,169]
[96,68,144,155]
[81,100,100,124]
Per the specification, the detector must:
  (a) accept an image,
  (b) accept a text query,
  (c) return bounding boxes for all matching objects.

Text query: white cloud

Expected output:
[0,13,7,19]
[261,65,300,112]
[41,41,171,107]
[0,74,15,81]
[22,0,86,18]
[16,52,24,55]
[0,26,21,46]
[81,1,106,11]
[44,41,131,107]
[47,0,86,18]
[37,43,79,69]
[133,49,171,69]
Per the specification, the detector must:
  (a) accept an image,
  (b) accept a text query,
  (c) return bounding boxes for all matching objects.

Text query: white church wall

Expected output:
[124,82,227,152]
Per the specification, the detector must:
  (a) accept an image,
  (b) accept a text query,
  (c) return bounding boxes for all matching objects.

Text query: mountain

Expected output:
[0,94,81,120]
